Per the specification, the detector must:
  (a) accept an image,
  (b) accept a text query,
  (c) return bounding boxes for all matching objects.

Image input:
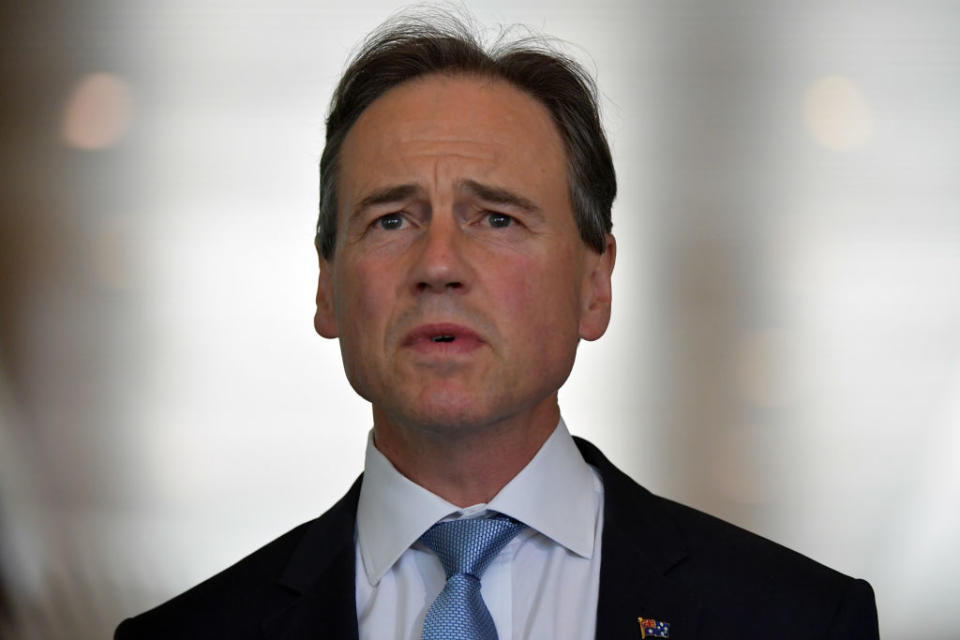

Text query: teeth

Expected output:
[432,335,455,343]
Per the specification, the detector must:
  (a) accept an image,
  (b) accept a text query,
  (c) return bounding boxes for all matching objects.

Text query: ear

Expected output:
[314,249,339,339]
[578,234,616,341]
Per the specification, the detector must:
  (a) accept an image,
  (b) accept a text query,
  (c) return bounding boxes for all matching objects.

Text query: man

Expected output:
[116,13,879,640]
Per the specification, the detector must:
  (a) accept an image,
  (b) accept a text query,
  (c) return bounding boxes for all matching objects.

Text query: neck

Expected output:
[371,400,560,507]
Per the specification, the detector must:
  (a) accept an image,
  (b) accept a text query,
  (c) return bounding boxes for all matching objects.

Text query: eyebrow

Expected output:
[458,179,542,216]
[352,184,423,218]
[350,180,543,219]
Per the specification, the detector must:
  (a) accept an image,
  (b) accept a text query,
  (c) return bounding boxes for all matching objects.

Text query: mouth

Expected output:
[403,323,484,353]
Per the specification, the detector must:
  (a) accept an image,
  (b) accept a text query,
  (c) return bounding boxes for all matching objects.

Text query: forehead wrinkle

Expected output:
[392,140,502,209]
[396,140,499,163]
[428,156,460,213]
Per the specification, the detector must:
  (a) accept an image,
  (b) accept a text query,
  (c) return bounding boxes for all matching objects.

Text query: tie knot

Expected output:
[419,515,526,579]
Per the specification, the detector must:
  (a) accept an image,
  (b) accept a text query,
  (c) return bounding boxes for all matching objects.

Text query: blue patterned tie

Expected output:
[419,515,526,640]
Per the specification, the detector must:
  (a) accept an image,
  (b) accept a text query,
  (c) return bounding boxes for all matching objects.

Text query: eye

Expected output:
[375,213,405,231]
[485,212,514,228]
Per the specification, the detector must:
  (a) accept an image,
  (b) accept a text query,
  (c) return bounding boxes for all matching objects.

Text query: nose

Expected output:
[410,215,469,294]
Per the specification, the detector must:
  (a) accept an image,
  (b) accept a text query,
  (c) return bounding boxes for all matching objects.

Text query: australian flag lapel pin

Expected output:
[637,616,671,638]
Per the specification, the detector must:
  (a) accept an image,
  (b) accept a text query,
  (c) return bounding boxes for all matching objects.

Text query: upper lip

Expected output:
[402,322,483,345]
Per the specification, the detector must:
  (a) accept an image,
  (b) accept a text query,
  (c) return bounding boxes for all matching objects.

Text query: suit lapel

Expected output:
[575,438,703,639]
[262,476,363,640]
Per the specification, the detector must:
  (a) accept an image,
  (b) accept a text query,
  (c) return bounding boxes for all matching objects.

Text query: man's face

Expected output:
[315,74,614,434]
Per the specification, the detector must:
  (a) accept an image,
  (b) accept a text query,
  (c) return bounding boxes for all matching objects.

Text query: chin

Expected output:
[372,376,561,436]
[402,400,497,435]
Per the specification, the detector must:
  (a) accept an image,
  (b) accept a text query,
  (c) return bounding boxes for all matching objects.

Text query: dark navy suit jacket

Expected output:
[116,438,879,639]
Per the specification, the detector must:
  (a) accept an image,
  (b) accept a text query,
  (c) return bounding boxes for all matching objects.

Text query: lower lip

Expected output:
[405,336,484,355]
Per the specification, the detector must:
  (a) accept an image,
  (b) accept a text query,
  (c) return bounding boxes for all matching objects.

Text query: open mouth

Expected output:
[403,324,482,352]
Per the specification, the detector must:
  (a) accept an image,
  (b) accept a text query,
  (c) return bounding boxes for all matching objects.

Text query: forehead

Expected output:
[337,74,569,204]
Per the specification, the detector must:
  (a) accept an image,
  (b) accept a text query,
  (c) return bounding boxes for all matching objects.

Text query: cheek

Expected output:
[496,268,535,315]
[493,254,581,337]
[488,252,538,311]
[335,261,392,350]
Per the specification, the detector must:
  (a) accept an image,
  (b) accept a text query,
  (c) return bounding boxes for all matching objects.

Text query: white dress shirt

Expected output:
[355,418,604,640]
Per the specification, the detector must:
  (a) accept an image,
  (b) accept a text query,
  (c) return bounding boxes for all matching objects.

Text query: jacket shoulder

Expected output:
[659,492,858,588]
[574,437,878,638]
[114,519,313,640]
[115,476,362,640]
[658,495,878,637]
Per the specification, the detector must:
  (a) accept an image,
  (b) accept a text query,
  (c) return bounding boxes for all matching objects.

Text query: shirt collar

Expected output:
[356,417,599,585]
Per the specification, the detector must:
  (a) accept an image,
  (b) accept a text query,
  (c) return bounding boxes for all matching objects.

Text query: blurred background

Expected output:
[1,0,957,637]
